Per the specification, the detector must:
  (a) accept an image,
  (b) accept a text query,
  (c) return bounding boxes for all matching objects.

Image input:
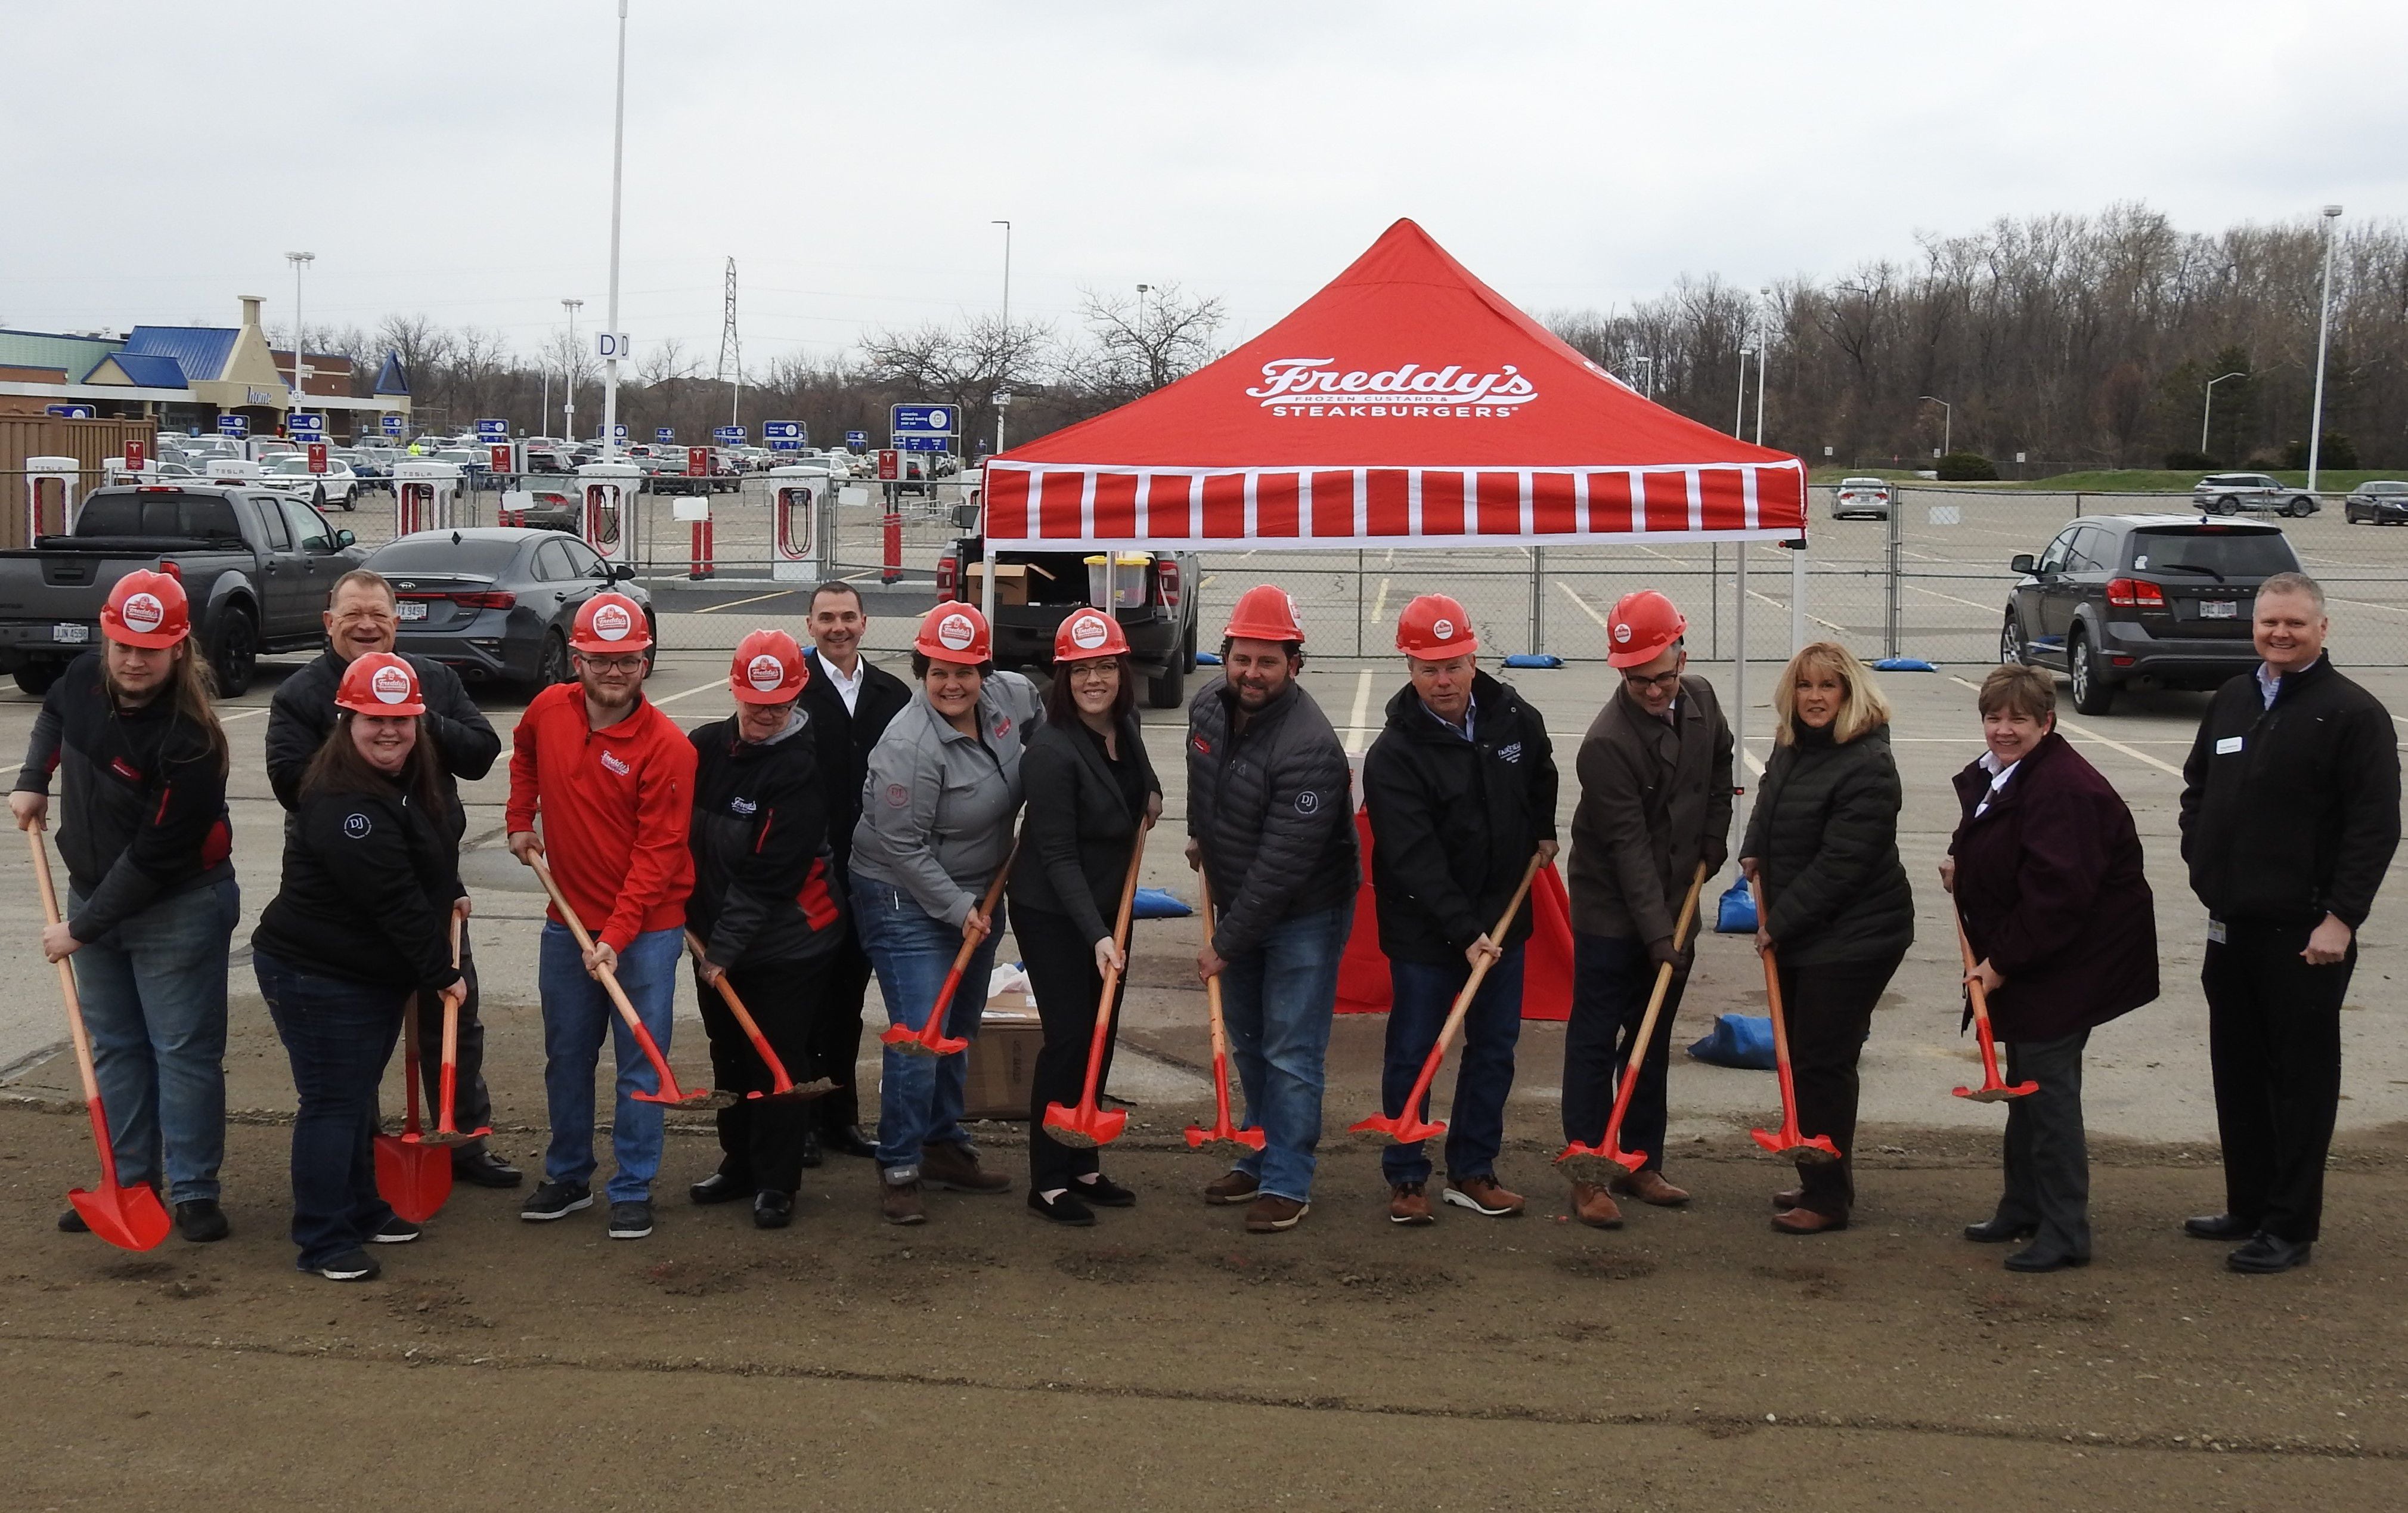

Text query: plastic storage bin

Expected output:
[1084,552,1150,608]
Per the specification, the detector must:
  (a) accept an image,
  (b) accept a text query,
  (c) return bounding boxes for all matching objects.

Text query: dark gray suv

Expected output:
[2001,514,2300,714]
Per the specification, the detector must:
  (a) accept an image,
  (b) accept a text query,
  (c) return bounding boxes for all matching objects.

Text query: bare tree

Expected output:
[1064,282,1227,401]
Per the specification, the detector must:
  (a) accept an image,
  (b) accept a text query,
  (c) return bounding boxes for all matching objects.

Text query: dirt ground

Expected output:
[3,1098,2402,1511]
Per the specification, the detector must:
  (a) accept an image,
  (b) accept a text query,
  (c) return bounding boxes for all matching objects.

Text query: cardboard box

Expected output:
[963,561,1030,606]
[962,1001,1043,1119]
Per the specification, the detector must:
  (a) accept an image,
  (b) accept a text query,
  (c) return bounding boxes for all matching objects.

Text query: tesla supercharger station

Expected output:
[24,456,78,541]
[767,463,834,583]
[392,459,464,537]
[577,460,643,566]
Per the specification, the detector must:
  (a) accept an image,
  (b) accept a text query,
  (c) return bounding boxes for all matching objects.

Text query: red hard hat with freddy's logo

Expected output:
[1223,584,1303,644]
[1052,607,1130,662]
[1606,589,1687,668]
[1396,594,1478,659]
[336,651,426,716]
[915,602,991,664]
[100,568,191,649]
[570,592,652,654]
[729,629,807,704]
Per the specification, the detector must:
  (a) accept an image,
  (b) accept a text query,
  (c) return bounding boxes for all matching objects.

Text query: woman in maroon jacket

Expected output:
[1942,664,2158,1273]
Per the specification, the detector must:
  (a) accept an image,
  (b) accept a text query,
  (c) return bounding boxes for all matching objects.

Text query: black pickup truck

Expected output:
[936,519,1201,708]
[0,484,365,696]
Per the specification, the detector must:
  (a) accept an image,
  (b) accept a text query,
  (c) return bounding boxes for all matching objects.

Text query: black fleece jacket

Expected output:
[2178,654,2400,928]
[252,780,463,998]
[686,712,845,971]
[1362,672,1557,963]
[13,652,233,943]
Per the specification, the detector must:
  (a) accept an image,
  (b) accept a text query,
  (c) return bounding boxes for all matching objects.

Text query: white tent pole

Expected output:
[1734,540,1749,835]
[980,537,997,625]
[1791,537,1806,652]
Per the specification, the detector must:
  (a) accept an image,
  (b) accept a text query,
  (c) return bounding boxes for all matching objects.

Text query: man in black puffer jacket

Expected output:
[1362,597,1556,1226]
[1185,586,1358,1234]
[2178,573,2399,1274]
[686,632,849,1230]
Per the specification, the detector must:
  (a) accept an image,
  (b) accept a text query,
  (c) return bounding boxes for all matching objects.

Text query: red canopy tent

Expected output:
[984,218,1806,1018]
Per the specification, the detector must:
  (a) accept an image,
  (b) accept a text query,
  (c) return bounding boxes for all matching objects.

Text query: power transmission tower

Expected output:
[716,256,742,428]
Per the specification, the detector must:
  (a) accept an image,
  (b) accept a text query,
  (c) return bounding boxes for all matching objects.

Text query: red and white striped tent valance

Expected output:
[985,218,1809,549]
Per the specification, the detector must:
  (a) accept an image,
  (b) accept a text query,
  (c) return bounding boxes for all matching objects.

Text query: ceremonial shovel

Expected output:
[373,992,453,1224]
[1183,872,1265,1155]
[526,852,729,1109]
[27,830,171,1252]
[1747,876,1842,1165]
[683,931,836,1102]
[880,840,1018,1059]
[1554,861,1708,1183]
[1043,825,1148,1148]
[418,905,492,1147]
[1350,851,1545,1145]
[1950,907,2037,1103]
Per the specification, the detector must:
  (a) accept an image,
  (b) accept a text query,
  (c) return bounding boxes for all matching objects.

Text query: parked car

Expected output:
[258,453,362,510]
[0,483,363,695]
[2341,479,2408,525]
[2191,472,2319,518]
[364,527,649,688]
[1830,477,1893,520]
[2001,513,2301,715]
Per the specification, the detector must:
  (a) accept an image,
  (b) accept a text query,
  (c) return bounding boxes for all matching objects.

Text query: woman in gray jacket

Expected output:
[850,604,1043,1226]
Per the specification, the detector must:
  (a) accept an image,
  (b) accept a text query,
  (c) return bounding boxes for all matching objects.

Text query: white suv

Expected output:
[2192,473,2319,518]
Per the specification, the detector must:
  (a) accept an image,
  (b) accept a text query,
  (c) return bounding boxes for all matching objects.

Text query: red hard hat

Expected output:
[730,629,807,704]
[100,568,191,649]
[336,651,426,716]
[569,592,652,654]
[1053,607,1130,661]
[914,602,991,664]
[1396,593,1479,659]
[1223,584,1303,644]
[1606,589,1687,668]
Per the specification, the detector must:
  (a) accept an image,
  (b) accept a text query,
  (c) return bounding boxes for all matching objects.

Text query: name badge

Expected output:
[2215,735,2243,756]
[2206,917,2228,945]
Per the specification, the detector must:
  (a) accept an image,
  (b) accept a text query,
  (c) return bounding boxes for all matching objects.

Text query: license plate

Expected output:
[52,623,88,643]
[2202,600,2236,618]
[397,599,429,620]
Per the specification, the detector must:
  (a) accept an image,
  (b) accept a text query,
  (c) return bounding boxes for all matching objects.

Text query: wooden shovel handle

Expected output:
[525,852,649,1028]
[25,831,103,1110]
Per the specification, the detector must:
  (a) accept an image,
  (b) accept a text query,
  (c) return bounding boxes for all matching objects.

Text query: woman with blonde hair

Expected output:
[1738,641,1913,1234]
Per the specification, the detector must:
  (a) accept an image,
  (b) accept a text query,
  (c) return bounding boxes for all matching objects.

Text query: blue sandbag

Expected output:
[1502,653,1563,669]
[1132,887,1193,919]
[1713,877,1756,933]
[1195,651,1223,666]
[1872,657,1936,672]
[1687,1013,1777,1070]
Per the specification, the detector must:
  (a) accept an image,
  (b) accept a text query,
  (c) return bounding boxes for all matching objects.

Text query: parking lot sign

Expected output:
[599,425,628,441]
[218,414,249,437]
[686,446,710,478]
[288,413,324,438]
[476,418,508,441]
[845,430,868,449]
[308,443,329,475]
[44,404,95,419]
[891,404,956,436]
[764,421,803,450]
[714,425,746,443]
[655,428,676,444]
[381,415,403,436]
[876,450,900,481]
[896,435,948,452]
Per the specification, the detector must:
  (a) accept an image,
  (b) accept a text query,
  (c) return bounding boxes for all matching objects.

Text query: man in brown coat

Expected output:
[1561,591,1734,1227]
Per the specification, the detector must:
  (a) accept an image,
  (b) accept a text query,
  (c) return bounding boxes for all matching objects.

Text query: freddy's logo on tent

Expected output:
[1245,358,1538,419]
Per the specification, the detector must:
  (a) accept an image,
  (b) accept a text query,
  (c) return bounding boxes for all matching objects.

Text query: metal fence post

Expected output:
[1885,488,1903,658]
[1354,549,1365,658]
[1528,546,1543,654]
[1709,543,1721,660]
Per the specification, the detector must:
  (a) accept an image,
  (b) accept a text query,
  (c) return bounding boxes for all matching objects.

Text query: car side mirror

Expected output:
[611,562,636,581]
[952,504,982,531]
[2010,553,2037,575]
[334,529,357,549]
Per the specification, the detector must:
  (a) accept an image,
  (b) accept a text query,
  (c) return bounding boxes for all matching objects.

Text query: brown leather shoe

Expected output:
[1203,1169,1261,1206]
[1569,1181,1624,1229]
[1443,1175,1526,1217]
[1771,1206,1847,1234]
[1388,1181,1434,1226]
[1613,1169,1691,1207]
[1771,1187,1803,1210]
[881,1175,925,1226]
[1244,1194,1309,1232]
[921,1141,1009,1194]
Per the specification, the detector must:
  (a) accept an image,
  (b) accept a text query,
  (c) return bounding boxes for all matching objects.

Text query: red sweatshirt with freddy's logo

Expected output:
[506,682,696,952]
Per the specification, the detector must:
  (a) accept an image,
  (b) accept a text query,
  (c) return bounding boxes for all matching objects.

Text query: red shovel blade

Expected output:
[374,1132,453,1224]
[634,1086,735,1109]
[879,1021,968,1057]
[1954,1079,2040,1103]
[1183,1122,1267,1152]
[1349,1112,1446,1145]
[1553,1140,1644,1185]
[415,1125,492,1149]
[1043,1102,1129,1149]
[1750,1127,1843,1164]
[68,1180,172,1252]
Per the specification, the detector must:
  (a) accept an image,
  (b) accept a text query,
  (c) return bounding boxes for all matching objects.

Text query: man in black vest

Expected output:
[2179,571,2398,1274]
[795,580,911,1160]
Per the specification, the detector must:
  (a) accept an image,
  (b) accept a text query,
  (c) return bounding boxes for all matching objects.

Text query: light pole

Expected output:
[1753,287,1771,447]
[995,388,1012,455]
[2202,370,2246,457]
[992,219,1013,330]
[1919,395,1952,457]
[1734,348,1751,437]
[1136,282,1151,388]
[600,0,630,462]
[284,251,314,426]
[561,298,582,441]
[1631,354,1653,400]
[2308,203,2343,492]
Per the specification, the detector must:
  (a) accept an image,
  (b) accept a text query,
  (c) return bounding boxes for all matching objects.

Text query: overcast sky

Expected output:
[7,1,2399,366]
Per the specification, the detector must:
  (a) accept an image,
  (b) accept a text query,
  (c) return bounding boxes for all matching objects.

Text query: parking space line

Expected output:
[651,679,730,706]
[1554,579,1612,631]
[691,589,796,615]
[1368,576,1392,627]
[219,707,270,722]
[1743,585,1849,638]
[1904,580,2006,613]
[1344,669,1374,756]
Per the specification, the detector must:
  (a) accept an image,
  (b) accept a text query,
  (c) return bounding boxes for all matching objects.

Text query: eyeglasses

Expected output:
[575,654,646,673]
[1622,668,1683,692]
[1065,661,1118,682]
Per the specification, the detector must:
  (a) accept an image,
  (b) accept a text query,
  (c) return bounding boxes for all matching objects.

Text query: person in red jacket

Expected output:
[505,592,696,1241]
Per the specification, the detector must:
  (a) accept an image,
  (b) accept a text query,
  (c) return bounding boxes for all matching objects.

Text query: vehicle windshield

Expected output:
[367,539,522,574]
[2127,528,2298,578]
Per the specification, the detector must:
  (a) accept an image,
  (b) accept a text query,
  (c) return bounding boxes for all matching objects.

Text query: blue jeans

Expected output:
[68,878,237,1205]
[538,923,684,1203]
[851,875,1001,1175]
[1380,945,1525,1187]
[254,949,405,1270]
[1218,901,1352,1203]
